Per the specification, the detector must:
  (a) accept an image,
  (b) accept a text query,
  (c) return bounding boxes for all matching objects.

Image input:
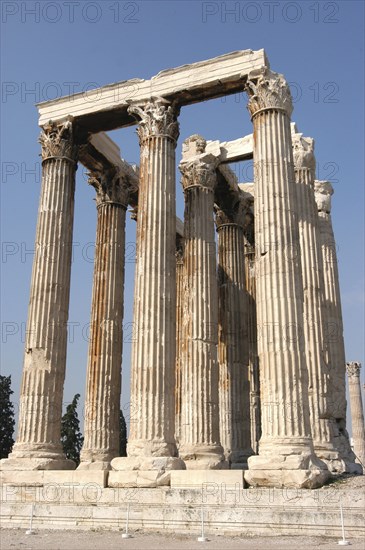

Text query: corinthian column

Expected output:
[120,98,182,465]
[346,362,365,468]
[240,185,261,454]
[79,168,129,470]
[292,130,344,472]
[314,181,359,471]
[216,198,253,467]
[178,135,226,470]
[175,234,184,448]
[2,120,78,470]
[244,68,328,488]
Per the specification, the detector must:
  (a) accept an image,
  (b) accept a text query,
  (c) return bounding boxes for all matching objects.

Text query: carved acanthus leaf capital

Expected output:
[346,361,362,378]
[39,120,78,163]
[128,98,180,144]
[292,133,316,175]
[245,67,293,118]
[314,180,333,214]
[88,167,129,207]
[179,154,218,192]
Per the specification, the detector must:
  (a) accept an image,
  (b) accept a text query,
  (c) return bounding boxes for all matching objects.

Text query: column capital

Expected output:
[245,67,293,118]
[88,167,129,208]
[128,97,180,144]
[179,155,218,192]
[314,180,334,214]
[292,132,316,178]
[215,194,250,230]
[39,119,78,164]
[346,361,362,378]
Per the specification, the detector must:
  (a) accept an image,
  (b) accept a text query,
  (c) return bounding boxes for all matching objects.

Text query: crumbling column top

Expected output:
[314,180,334,213]
[346,362,362,377]
[291,125,316,174]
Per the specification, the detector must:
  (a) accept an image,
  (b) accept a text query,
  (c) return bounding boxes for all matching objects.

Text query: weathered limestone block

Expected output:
[346,362,365,469]
[0,470,108,487]
[292,128,345,473]
[170,470,246,489]
[1,120,78,471]
[178,135,226,470]
[110,457,185,487]
[78,167,129,471]
[244,68,329,488]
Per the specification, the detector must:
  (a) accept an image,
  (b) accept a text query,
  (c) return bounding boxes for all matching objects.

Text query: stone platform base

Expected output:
[1,477,364,537]
[0,470,108,487]
[170,470,245,489]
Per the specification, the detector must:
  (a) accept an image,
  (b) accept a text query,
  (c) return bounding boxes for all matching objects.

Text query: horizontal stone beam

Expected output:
[79,132,139,207]
[37,49,268,132]
[206,134,253,162]
[80,132,184,236]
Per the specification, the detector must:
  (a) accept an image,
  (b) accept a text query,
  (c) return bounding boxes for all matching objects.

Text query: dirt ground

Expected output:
[1,530,365,550]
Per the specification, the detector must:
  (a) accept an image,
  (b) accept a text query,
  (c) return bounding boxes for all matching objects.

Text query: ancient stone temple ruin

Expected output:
[1,50,364,504]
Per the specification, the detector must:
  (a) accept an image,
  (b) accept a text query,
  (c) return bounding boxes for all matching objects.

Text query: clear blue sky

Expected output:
[1,1,364,433]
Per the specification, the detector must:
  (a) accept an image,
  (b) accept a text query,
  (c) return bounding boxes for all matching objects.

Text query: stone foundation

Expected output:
[1,477,364,537]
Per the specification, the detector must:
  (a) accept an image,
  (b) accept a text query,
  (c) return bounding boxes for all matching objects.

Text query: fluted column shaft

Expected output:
[314,180,356,465]
[127,99,179,458]
[179,145,225,469]
[244,239,261,455]
[249,94,311,446]
[217,211,253,466]
[346,362,365,467]
[244,70,328,489]
[9,121,77,467]
[314,183,346,418]
[175,239,184,447]
[79,170,128,468]
[295,167,331,441]
[292,135,341,469]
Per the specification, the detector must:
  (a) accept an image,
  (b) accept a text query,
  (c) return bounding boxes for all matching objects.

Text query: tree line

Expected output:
[0,375,127,464]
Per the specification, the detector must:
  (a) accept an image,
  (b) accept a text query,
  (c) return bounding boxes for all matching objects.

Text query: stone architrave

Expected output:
[2,120,78,470]
[216,197,253,467]
[112,98,183,472]
[314,181,359,469]
[244,68,328,488]
[175,234,184,448]
[346,362,365,468]
[178,136,226,470]
[292,130,345,472]
[78,168,129,470]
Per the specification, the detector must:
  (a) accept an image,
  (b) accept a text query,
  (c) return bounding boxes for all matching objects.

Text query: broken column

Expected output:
[79,167,129,470]
[178,135,226,470]
[244,68,328,488]
[346,362,365,468]
[314,181,359,470]
[292,130,344,472]
[111,98,184,481]
[2,120,78,470]
[216,197,253,467]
